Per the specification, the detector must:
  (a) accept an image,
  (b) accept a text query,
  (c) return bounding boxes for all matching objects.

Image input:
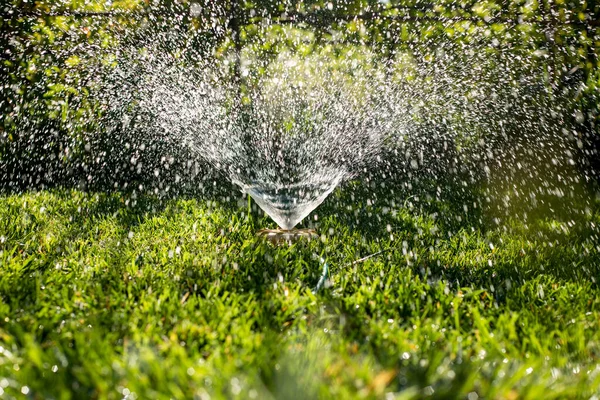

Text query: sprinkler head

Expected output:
[257,228,318,245]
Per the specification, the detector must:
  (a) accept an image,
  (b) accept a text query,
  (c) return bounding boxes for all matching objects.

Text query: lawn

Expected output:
[0,189,599,399]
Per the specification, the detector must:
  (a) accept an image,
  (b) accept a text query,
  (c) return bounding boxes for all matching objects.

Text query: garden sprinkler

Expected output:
[256,228,318,245]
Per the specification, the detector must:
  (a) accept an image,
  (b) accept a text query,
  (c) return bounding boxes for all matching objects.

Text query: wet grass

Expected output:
[0,189,599,399]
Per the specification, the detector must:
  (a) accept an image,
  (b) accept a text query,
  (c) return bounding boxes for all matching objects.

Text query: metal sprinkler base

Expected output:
[257,228,318,245]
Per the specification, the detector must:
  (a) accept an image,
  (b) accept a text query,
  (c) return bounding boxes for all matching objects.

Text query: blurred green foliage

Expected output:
[0,0,596,195]
[1,0,598,190]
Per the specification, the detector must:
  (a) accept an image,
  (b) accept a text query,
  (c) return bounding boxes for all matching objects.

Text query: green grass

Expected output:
[0,189,599,399]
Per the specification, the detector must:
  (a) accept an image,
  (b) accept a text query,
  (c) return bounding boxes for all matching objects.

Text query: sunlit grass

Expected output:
[0,190,599,399]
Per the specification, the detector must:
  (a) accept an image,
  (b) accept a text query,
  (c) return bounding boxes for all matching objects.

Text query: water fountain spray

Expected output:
[105,48,404,240]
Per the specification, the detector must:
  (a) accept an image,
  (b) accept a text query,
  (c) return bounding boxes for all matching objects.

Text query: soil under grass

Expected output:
[0,190,599,399]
